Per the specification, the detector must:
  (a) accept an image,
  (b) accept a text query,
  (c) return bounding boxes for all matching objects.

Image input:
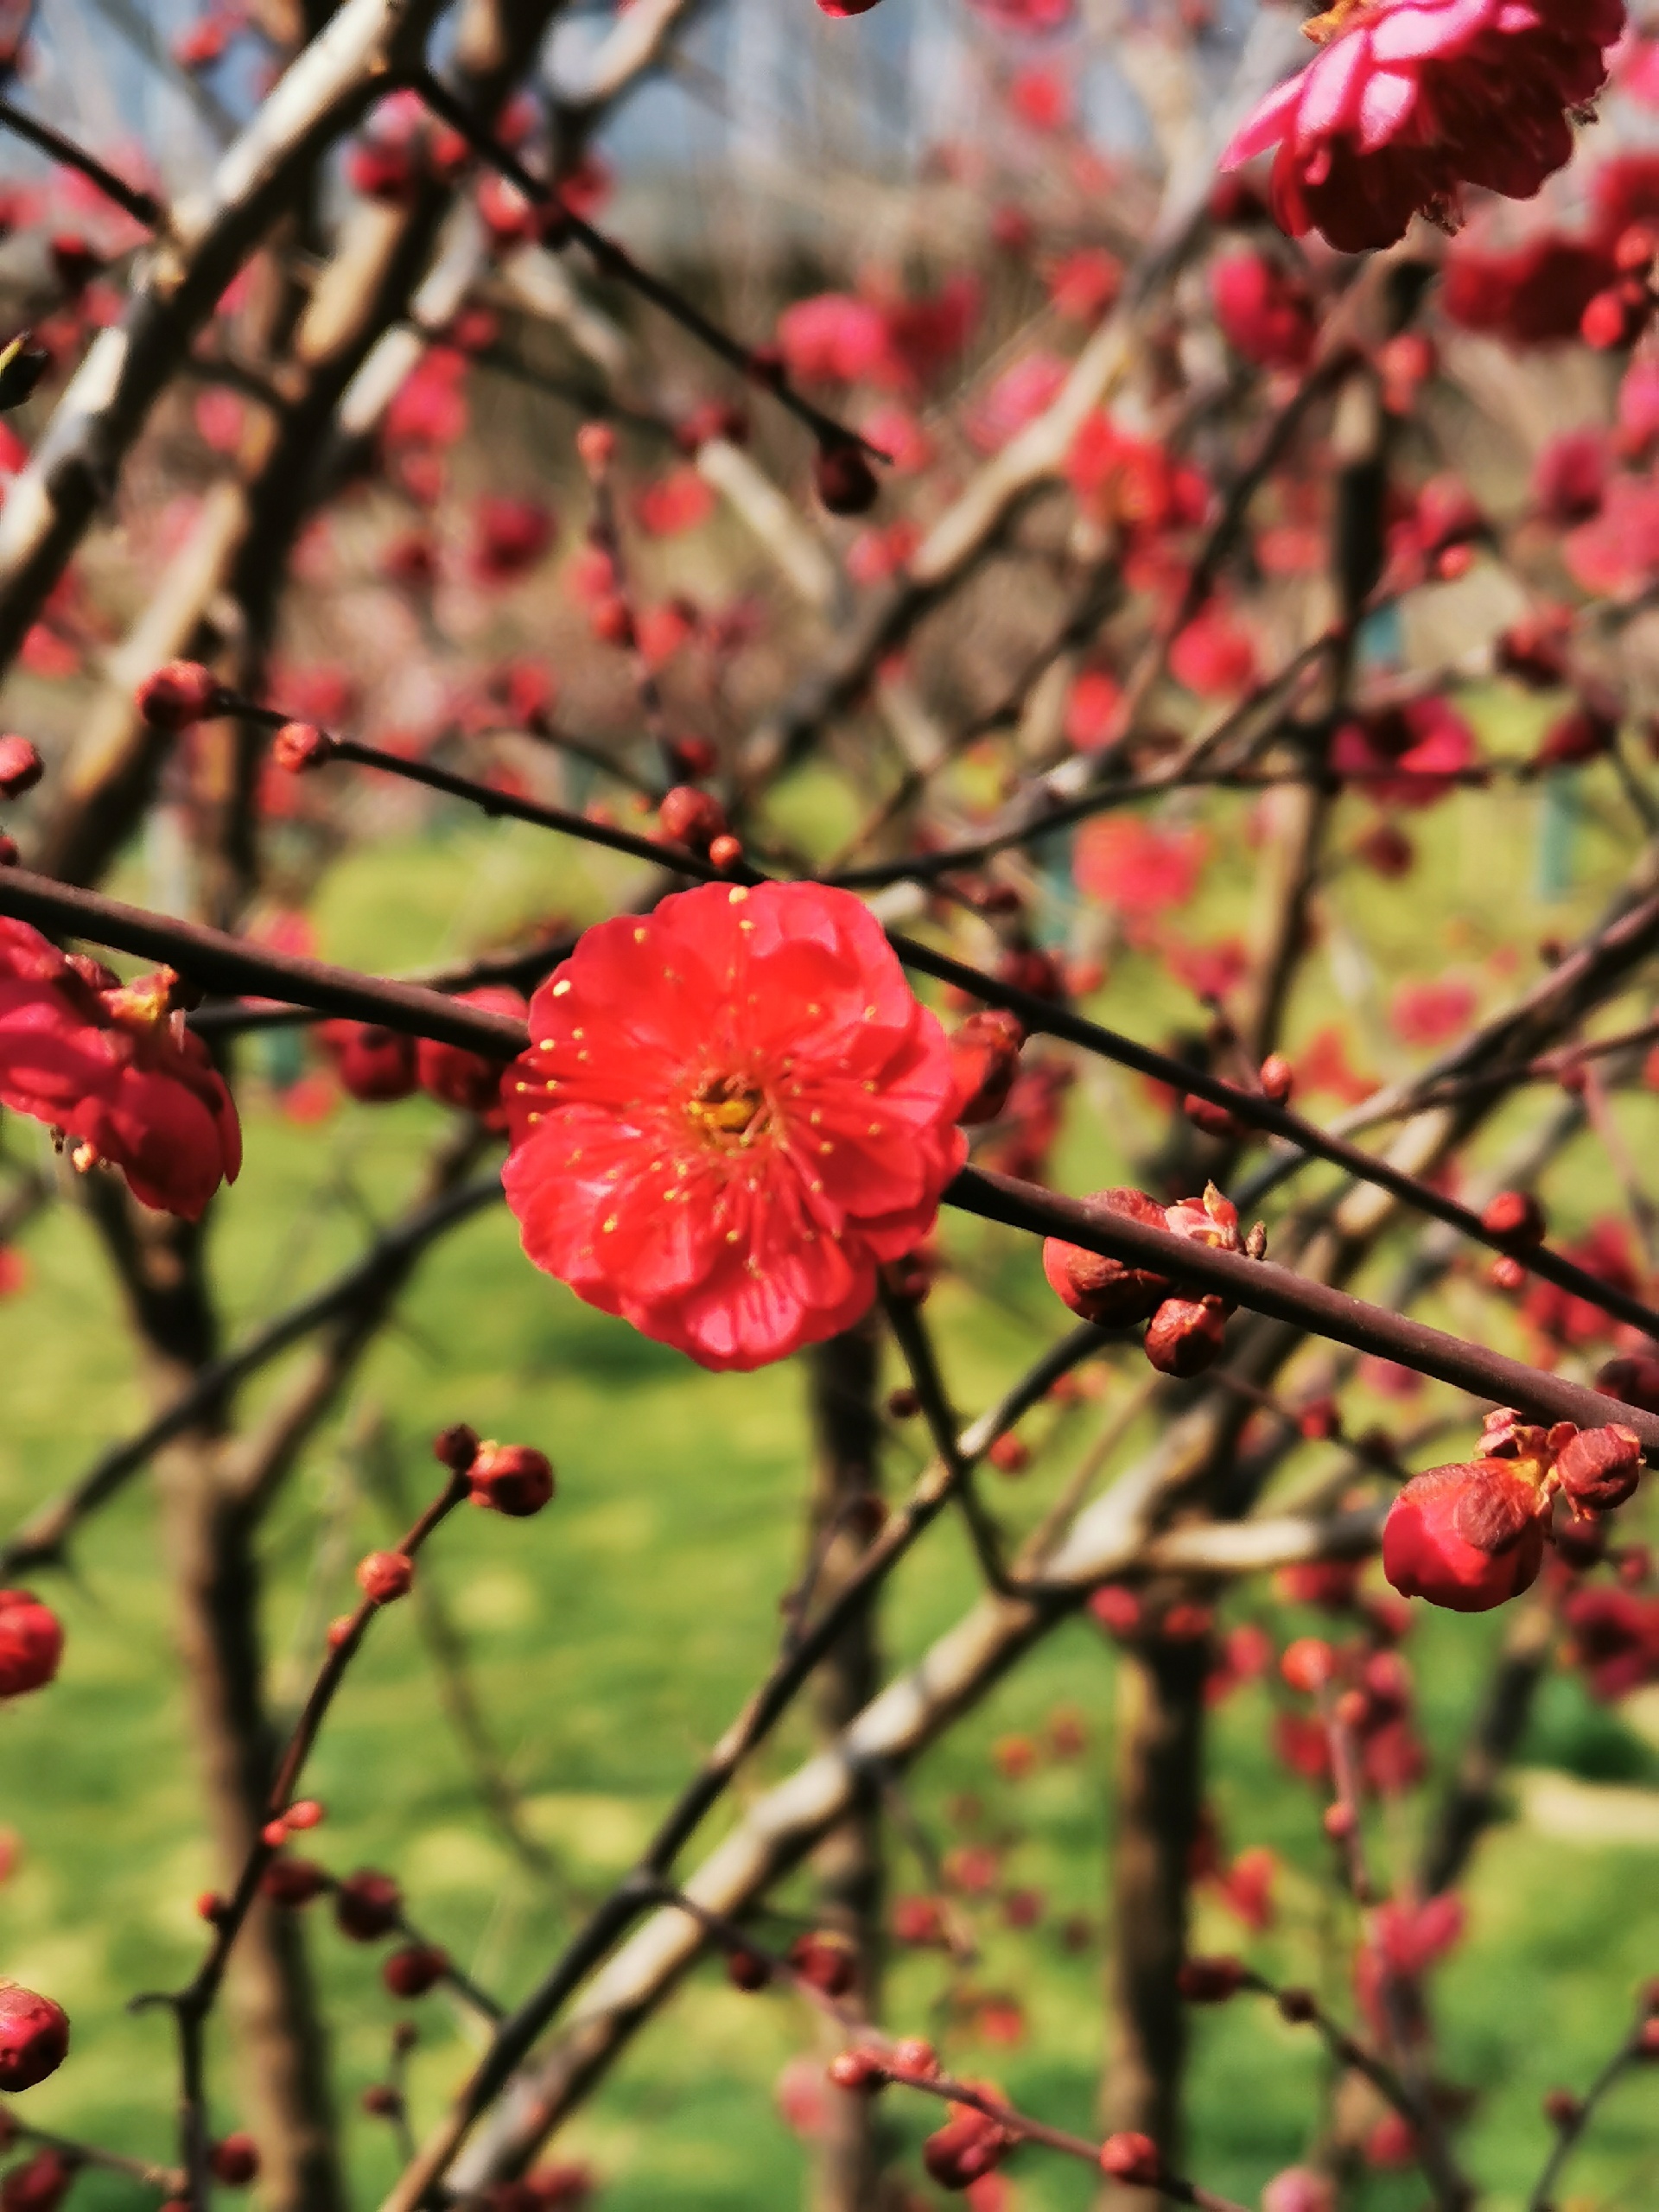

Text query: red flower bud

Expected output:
[813,441,879,516]
[1554,1425,1643,1515]
[317,1020,418,1103]
[357,1551,414,1603]
[1481,1191,1545,1245]
[1098,2132,1161,2185]
[947,1009,1025,1125]
[468,1442,556,1517]
[1143,1294,1227,1377]
[334,1869,402,1942]
[1,2150,75,2212]
[1277,1986,1317,2023]
[1183,1092,1242,1141]
[433,1423,480,1474]
[260,1857,328,1906]
[588,594,635,649]
[137,660,225,729]
[0,738,42,799]
[788,1931,857,1998]
[887,2037,938,2078]
[1042,1188,1173,1325]
[0,1591,61,1698]
[724,1948,771,1993]
[658,785,728,852]
[361,2085,402,2119]
[209,2136,259,2187]
[284,1798,323,1830]
[923,2113,1012,2190]
[708,834,742,871]
[383,1943,448,1998]
[1259,1053,1294,1104]
[0,1984,67,2091]
[1542,2088,1582,2129]
[827,2047,887,2092]
[1281,1637,1336,1694]
[1598,1355,1659,1414]
[271,721,338,774]
[1382,1459,1548,1611]
[575,423,615,477]
[1177,1955,1247,2003]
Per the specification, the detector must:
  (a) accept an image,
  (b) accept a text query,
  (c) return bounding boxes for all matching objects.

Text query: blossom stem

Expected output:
[406,67,887,466]
[1526,2011,1645,2212]
[0,92,164,228]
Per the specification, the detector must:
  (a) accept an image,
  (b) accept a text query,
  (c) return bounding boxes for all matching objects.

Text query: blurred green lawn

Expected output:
[4,733,1659,2211]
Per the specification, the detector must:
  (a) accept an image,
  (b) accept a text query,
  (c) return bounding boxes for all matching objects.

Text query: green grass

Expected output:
[5,745,1659,2211]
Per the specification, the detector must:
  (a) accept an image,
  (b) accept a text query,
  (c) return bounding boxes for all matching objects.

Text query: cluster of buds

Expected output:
[656,785,741,871]
[434,1423,556,1516]
[1383,1410,1643,1613]
[1042,1183,1262,1378]
[0,1983,68,2092]
[1182,1051,1294,1141]
[1581,222,1659,352]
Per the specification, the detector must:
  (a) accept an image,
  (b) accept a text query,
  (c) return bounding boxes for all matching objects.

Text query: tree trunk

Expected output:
[805,1319,886,2212]
[1100,1627,1207,2212]
[90,1185,346,2212]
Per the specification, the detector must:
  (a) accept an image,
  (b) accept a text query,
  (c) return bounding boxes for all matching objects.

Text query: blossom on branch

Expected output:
[501,882,965,1370]
[1222,0,1626,256]
[0,922,240,1220]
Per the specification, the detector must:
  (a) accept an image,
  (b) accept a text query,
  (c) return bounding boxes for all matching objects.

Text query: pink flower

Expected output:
[1063,667,1124,752]
[1074,815,1207,918]
[1389,976,1476,1046]
[774,294,890,385]
[1222,0,1626,256]
[0,925,240,1220]
[1169,601,1258,698]
[501,883,965,1370]
[1211,252,1317,370]
[1566,472,1659,593]
[965,353,1069,453]
[468,496,554,585]
[1331,696,1477,806]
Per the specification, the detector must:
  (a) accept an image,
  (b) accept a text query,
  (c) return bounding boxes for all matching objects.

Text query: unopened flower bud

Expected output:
[1259,1053,1294,1104]
[284,1798,323,1830]
[1098,2132,1161,2185]
[0,1985,67,2090]
[813,440,879,517]
[789,1931,856,1998]
[0,737,41,798]
[1323,1802,1357,1841]
[947,1009,1025,1125]
[708,834,742,870]
[1542,2088,1582,2130]
[1554,1425,1643,1515]
[1482,1191,1545,1245]
[724,1948,771,1993]
[433,1423,480,1474]
[209,2136,259,2187]
[1489,1255,1528,1293]
[469,1441,556,1517]
[0,1591,61,1698]
[383,1943,448,1998]
[658,785,728,852]
[272,721,337,774]
[357,1551,414,1603]
[1383,1459,1548,1611]
[1277,1986,1317,2023]
[827,2047,887,2092]
[888,2037,938,2078]
[260,1858,328,1906]
[335,1868,402,1941]
[1042,1189,1173,1326]
[1281,1637,1336,1694]
[1143,1294,1227,1378]
[137,661,226,730]
[361,2084,402,2119]
[588,594,635,648]
[924,2113,1012,2190]
[1183,1092,1242,1141]
[1177,1955,1246,2003]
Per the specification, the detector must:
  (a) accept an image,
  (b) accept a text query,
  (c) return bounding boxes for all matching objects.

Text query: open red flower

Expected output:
[501,882,965,1370]
[1222,0,1625,257]
[0,923,240,1220]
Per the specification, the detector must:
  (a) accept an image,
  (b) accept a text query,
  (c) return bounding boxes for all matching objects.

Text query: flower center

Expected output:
[684,1072,771,1146]
[1303,0,1370,43]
